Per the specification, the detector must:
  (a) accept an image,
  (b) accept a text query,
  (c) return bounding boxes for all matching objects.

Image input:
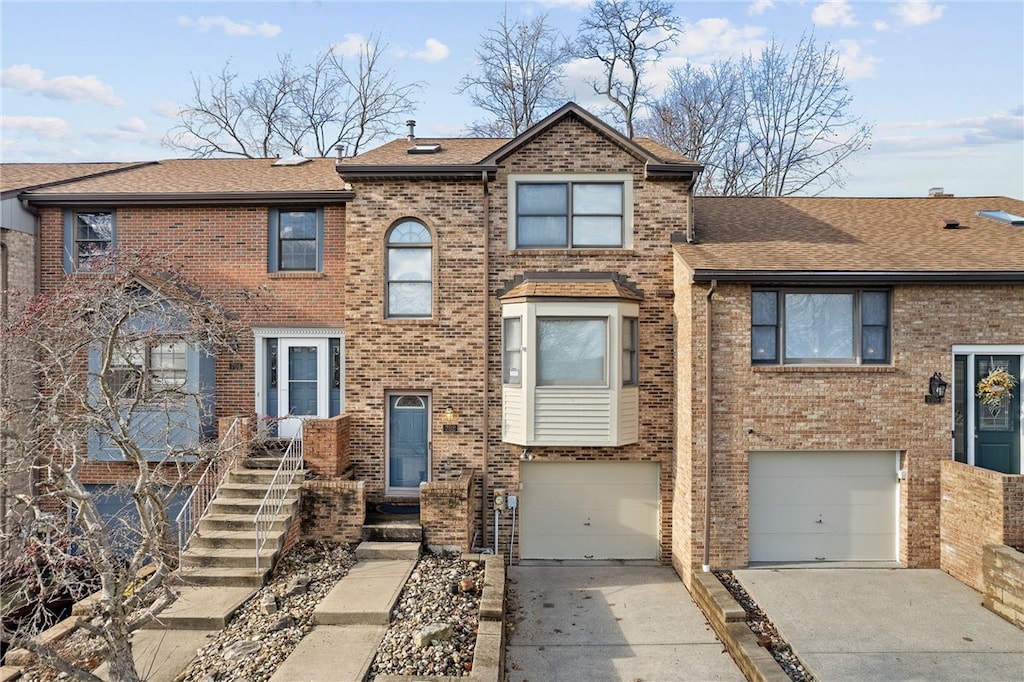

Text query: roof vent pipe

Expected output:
[406,120,416,141]
[334,144,346,161]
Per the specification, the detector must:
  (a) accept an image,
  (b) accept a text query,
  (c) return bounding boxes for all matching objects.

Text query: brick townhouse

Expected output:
[5,103,1023,586]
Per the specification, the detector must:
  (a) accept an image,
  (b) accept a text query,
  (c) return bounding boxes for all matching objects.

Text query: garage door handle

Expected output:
[583,520,591,526]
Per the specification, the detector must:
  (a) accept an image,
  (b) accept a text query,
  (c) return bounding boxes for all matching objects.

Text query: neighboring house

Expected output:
[19,157,351,504]
[671,195,1024,587]
[6,103,1022,590]
[1,163,147,554]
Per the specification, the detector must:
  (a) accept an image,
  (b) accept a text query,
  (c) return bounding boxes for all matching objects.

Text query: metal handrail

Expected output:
[175,417,242,566]
[253,427,303,572]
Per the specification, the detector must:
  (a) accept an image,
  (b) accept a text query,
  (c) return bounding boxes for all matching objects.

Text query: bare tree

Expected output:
[575,0,679,137]
[0,252,250,681]
[457,9,573,137]
[641,34,873,196]
[743,34,872,196]
[164,34,420,158]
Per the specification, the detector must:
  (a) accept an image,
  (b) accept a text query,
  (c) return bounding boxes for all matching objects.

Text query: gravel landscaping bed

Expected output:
[368,552,484,679]
[714,571,815,682]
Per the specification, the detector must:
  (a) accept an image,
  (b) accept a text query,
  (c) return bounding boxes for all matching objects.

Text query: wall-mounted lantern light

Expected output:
[442,406,459,433]
[925,372,948,404]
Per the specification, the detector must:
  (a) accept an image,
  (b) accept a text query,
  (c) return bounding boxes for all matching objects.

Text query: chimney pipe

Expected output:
[334,144,346,161]
[406,120,416,141]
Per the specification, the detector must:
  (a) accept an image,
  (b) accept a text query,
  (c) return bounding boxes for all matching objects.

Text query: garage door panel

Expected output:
[520,462,659,560]
[749,451,898,563]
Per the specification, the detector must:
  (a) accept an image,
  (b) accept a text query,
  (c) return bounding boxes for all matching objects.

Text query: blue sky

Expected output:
[2,1,1022,198]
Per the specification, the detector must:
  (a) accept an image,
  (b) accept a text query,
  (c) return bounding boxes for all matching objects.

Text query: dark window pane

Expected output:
[751,291,778,326]
[77,212,113,241]
[280,240,316,270]
[518,184,567,214]
[862,291,889,325]
[751,326,777,362]
[279,211,316,239]
[518,216,567,246]
[862,326,888,362]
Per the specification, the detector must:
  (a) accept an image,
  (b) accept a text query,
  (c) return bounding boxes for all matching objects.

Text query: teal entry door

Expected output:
[975,355,1021,474]
[387,394,430,494]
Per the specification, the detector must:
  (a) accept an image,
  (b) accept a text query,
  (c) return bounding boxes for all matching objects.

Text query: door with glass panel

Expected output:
[278,339,328,439]
[387,394,430,495]
[974,355,1021,474]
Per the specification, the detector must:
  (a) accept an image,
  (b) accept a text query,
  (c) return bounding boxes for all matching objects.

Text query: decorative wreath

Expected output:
[976,367,1017,407]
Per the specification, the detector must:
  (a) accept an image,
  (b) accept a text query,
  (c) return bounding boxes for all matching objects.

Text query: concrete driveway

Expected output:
[505,563,744,682]
[734,568,1024,681]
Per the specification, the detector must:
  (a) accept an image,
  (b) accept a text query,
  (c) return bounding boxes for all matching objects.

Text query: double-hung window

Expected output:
[269,208,323,272]
[752,289,890,365]
[537,317,607,385]
[510,174,632,249]
[64,209,115,272]
[503,317,522,385]
[386,219,433,318]
[106,339,188,398]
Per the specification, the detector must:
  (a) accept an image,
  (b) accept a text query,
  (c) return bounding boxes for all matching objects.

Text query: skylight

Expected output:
[408,144,442,154]
[976,210,1024,226]
[273,155,311,166]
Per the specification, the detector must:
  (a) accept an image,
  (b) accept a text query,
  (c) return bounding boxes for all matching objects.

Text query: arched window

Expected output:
[386,219,433,318]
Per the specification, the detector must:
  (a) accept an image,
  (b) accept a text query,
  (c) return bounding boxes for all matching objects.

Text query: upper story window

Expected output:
[509,174,633,250]
[269,208,323,272]
[64,209,115,272]
[386,219,433,318]
[752,289,890,365]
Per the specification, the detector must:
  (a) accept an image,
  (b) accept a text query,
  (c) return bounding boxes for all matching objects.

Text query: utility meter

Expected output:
[493,488,507,511]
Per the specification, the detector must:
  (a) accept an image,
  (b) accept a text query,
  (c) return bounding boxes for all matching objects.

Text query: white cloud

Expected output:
[117,117,148,134]
[874,108,1024,153]
[152,100,181,118]
[176,15,281,38]
[748,1,775,16]
[412,38,450,63]
[892,1,945,27]
[1,64,124,107]
[873,20,891,32]
[1,115,73,140]
[812,1,857,28]
[676,18,768,61]
[332,33,369,58]
[836,40,880,79]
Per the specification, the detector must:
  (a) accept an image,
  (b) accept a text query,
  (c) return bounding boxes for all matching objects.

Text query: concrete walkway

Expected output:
[734,568,1024,681]
[505,563,745,681]
[269,558,416,682]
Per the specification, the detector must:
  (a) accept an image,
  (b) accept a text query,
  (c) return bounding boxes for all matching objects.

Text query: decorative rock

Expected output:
[269,614,294,632]
[283,573,310,598]
[413,622,454,648]
[222,639,261,661]
[261,592,278,615]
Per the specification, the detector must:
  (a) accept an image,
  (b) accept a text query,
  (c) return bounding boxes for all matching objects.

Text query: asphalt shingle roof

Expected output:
[677,196,1024,275]
[1,162,146,195]
[340,138,509,167]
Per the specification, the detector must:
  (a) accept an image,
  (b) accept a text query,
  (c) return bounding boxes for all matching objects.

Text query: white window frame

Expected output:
[507,174,634,250]
[253,327,345,425]
[385,219,434,319]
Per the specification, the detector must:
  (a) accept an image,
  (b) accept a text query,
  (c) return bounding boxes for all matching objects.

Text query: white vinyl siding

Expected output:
[749,451,899,563]
[519,462,659,560]
[501,300,639,447]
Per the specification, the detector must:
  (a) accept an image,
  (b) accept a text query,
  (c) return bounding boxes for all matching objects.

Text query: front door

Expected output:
[278,339,328,439]
[387,394,430,496]
[975,355,1021,474]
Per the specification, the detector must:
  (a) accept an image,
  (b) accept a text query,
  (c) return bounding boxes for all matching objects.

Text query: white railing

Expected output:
[253,427,303,572]
[175,417,243,566]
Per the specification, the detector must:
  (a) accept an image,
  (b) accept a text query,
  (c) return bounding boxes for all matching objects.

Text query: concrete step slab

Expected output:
[93,628,217,682]
[268,624,386,682]
[362,522,423,543]
[314,559,416,626]
[227,468,304,485]
[170,567,266,588]
[208,497,297,515]
[190,530,278,550]
[217,482,301,500]
[355,541,421,561]
[199,513,288,531]
[140,586,254,630]
[180,546,277,569]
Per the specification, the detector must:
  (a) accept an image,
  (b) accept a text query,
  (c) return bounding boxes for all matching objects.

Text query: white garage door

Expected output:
[519,462,659,560]
[749,451,898,563]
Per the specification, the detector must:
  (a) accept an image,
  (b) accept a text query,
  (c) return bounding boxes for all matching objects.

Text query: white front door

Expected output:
[278,338,329,439]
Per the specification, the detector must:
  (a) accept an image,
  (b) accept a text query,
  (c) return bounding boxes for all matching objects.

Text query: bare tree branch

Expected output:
[575,0,679,138]
[458,9,572,137]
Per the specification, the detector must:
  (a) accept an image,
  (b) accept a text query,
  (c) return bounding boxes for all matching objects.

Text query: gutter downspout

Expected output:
[480,170,491,550]
[702,279,717,572]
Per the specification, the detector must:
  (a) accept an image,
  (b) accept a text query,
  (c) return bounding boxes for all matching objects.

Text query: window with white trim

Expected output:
[503,317,522,385]
[752,289,890,365]
[106,339,187,398]
[509,174,633,249]
[386,219,433,318]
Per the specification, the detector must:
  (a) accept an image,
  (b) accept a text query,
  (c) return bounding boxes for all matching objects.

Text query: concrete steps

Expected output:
[355,541,422,561]
[361,521,423,543]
